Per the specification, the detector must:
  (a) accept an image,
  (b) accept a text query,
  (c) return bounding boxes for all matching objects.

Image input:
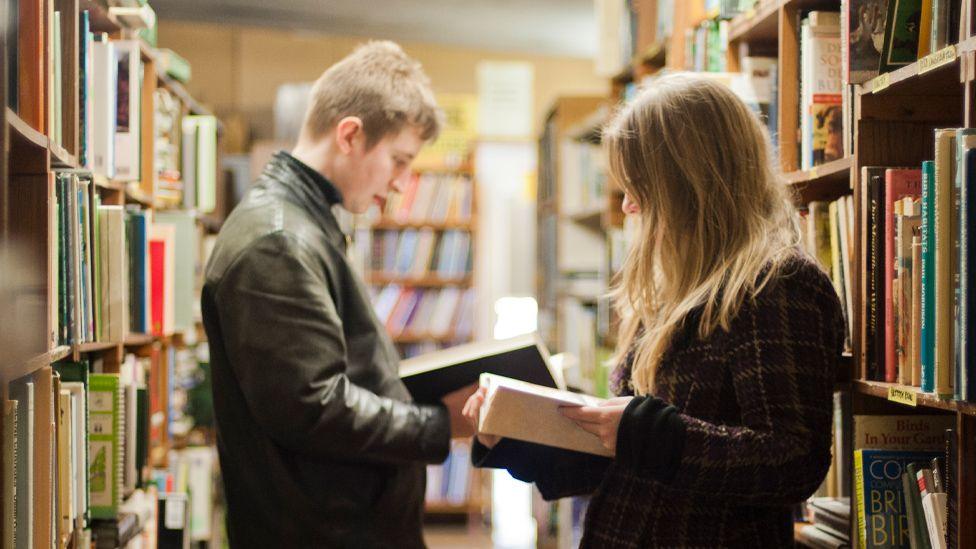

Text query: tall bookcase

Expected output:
[1,1,221,546]
[544,0,976,547]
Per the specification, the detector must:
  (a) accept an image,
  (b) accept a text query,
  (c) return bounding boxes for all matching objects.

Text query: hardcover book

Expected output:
[855,449,941,548]
[399,333,562,403]
[477,373,610,457]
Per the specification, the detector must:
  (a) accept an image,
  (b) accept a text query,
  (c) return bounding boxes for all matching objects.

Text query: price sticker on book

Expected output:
[887,386,918,407]
[871,72,891,94]
[918,45,957,74]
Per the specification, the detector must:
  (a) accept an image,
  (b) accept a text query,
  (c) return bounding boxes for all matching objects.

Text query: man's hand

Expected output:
[441,383,479,438]
[461,386,500,449]
[559,397,633,456]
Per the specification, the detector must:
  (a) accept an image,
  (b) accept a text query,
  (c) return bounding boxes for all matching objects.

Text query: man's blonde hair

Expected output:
[605,73,801,395]
[302,41,443,147]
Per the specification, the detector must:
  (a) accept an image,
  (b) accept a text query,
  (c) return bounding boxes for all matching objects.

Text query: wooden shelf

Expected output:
[80,0,122,33]
[852,380,976,415]
[372,219,475,231]
[123,333,156,347]
[49,141,78,169]
[424,502,479,515]
[6,346,72,383]
[74,341,120,354]
[393,333,463,344]
[7,107,48,151]
[92,174,124,191]
[728,0,780,44]
[784,156,853,204]
[565,205,605,230]
[859,43,962,97]
[368,274,472,288]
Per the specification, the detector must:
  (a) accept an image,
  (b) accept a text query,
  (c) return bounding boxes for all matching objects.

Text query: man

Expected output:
[201,41,474,548]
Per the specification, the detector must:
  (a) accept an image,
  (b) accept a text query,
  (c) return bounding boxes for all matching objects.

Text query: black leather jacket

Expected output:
[201,151,450,548]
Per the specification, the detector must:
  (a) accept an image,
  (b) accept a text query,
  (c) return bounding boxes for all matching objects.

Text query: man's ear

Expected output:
[334,116,364,154]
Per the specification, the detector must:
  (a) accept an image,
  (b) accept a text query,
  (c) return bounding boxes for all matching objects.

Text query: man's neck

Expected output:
[291,138,339,185]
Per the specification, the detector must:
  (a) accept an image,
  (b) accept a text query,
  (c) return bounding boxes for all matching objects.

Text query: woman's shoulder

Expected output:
[756,251,840,306]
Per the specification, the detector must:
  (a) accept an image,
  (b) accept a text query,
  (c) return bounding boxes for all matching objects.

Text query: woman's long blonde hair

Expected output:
[606,73,800,395]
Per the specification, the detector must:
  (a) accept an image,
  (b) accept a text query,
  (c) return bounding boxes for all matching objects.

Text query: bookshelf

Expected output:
[1,1,222,546]
[364,167,478,361]
[573,0,976,548]
[357,163,483,518]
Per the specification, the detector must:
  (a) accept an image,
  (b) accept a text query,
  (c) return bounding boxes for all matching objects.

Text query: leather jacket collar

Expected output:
[263,150,348,251]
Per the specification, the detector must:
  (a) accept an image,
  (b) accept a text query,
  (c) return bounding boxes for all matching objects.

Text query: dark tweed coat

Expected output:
[474,254,846,547]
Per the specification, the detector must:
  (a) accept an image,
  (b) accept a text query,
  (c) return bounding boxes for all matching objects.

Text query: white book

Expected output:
[478,373,610,457]
[11,382,34,549]
[154,211,198,332]
[113,41,142,181]
[922,491,948,549]
[91,38,117,178]
[429,288,461,337]
[800,12,842,170]
[185,115,218,213]
[61,383,87,527]
[4,400,18,549]
[101,206,128,341]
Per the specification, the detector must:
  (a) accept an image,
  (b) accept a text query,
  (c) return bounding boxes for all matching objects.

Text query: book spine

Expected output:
[870,175,886,379]
[855,450,868,548]
[886,169,923,382]
[967,147,976,400]
[913,236,924,386]
[935,130,955,397]
[922,160,936,392]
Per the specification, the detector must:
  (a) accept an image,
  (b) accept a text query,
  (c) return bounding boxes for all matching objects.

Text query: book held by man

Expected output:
[477,373,611,457]
[398,333,563,403]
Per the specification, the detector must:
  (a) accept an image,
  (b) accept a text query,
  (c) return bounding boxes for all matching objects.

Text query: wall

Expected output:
[157,20,609,143]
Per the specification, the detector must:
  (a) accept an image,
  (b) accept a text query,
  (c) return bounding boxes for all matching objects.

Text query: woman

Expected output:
[463,74,846,547]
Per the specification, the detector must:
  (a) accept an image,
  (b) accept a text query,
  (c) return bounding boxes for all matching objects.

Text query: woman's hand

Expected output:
[461,387,500,449]
[559,397,634,456]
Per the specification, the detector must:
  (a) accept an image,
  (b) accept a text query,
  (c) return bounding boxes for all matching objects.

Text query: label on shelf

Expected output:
[888,386,918,407]
[871,72,892,94]
[918,45,957,74]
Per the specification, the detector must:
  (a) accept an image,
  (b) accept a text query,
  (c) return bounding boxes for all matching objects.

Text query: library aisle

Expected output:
[2,0,975,547]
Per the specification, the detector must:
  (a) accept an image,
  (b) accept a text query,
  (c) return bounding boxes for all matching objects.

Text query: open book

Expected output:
[478,373,612,457]
[399,333,563,403]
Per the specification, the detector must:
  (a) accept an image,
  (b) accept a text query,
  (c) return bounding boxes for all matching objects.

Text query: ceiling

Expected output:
[150,0,598,58]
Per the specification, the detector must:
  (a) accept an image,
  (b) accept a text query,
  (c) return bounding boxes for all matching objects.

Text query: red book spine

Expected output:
[885,169,923,382]
[149,238,165,336]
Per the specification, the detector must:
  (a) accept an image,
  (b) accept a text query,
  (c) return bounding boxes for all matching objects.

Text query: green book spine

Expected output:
[88,373,121,519]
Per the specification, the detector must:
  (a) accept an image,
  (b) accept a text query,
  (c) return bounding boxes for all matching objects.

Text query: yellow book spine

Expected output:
[855,449,867,548]
[934,129,955,397]
[918,0,934,58]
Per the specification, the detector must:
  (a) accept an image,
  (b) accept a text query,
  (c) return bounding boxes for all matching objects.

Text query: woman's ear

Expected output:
[334,116,364,155]
[622,193,640,215]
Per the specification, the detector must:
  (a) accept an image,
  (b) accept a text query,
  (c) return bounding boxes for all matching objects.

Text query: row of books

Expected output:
[371,229,472,280]
[846,0,963,85]
[424,440,472,507]
[797,497,851,548]
[371,286,475,342]
[852,414,958,549]
[5,356,151,549]
[55,172,198,345]
[683,17,730,73]
[861,129,976,399]
[380,173,474,224]
[801,195,856,350]
[559,140,608,217]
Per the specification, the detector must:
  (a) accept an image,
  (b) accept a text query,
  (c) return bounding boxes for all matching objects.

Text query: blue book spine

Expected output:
[131,213,147,333]
[921,161,936,393]
[79,11,90,167]
[966,147,976,400]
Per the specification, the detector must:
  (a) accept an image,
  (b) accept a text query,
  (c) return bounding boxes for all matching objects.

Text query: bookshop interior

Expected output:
[7,0,976,547]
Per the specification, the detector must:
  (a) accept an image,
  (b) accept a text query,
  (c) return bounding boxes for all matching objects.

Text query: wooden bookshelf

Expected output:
[368,273,472,288]
[576,1,976,547]
[372,218,475,231]
[1,2,222,545]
